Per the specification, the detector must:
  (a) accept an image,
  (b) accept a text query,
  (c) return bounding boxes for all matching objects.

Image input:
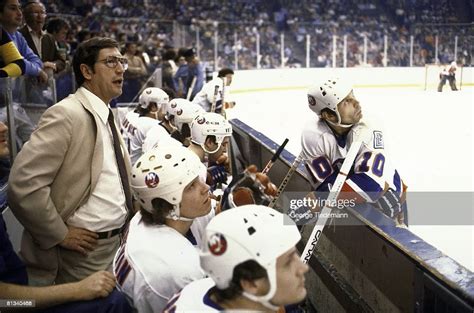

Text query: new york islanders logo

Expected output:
[144,172,159,188]
[308,95,316,106]
[208,233,227,256]
[196,116,206,124]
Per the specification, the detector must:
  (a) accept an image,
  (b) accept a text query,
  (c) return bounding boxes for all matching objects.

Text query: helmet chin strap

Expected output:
[325,109,353,128]
[201,143,221,154]
[241,261,279,311]
[166,204,194,222]
[325,119,353,128]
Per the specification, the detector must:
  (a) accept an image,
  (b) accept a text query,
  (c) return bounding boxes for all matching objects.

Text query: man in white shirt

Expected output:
[8,37,133,285]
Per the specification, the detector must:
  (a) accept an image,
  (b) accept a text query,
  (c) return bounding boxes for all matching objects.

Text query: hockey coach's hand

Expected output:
[59,226,99,256]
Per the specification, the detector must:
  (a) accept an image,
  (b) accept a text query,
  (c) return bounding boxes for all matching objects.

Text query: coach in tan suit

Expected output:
[8,37,132,286]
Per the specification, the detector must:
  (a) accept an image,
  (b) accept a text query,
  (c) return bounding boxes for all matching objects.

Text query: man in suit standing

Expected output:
[8,37,133,286]
[19,0,63,74]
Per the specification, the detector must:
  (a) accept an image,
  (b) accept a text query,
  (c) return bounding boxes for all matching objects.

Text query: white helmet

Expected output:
[174,102,205,132]
[190,112,232,154]
[139,87,169,110]
[200,205,300,310]
[165,98,191,121]
[450,61,457,69]
[131,145,202,221]
[307,77,353,127]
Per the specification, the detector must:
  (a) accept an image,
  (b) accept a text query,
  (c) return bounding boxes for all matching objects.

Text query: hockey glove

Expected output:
[207,165,228,188]
[376,188,402,219]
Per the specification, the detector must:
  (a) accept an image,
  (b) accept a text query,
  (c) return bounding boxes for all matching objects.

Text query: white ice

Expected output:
[228,86,473,271]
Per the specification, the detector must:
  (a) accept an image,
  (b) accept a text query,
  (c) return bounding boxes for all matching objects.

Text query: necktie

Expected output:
[108,110,133,218]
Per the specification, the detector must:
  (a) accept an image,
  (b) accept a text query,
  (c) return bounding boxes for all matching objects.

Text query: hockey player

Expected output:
[192,67,235,113]
[437,61,458,92]
[301,77,407,224]
[120,107,138,151]
[113,145,213,313]
[128,87,170,164]
[163,205,309,312]
[166,98,204,146]
[188,112,233,190]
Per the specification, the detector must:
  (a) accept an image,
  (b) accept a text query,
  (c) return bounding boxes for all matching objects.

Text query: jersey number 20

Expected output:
[358,152,385,177]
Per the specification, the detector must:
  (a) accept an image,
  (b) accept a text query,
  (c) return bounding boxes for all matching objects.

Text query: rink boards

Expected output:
[229,118,474,313]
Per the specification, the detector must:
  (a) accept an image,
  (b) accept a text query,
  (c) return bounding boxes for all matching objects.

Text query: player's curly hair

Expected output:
[140,198,173,225]
[210,260,267,302]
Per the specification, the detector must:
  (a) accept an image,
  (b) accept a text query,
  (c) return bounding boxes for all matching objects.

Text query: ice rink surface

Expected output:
[228,85,473,271]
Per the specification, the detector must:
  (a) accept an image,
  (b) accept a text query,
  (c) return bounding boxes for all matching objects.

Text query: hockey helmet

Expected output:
[307,77,353,126]
[131,145,203,220]
[200,205,301,309]
[174,102,205,133]
[190,112,232,154]
[139,87,169,110]
[165,98,191,121]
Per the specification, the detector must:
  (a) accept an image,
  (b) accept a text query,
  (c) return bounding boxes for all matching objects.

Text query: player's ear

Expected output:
[240,277,270,296]
[204,136,217,150]
[320,110,331,121]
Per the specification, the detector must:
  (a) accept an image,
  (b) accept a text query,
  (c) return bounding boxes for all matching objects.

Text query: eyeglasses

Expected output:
[96,56,128,70]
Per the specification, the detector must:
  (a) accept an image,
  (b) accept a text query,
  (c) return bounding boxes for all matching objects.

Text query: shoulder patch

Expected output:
[373,131,384,149]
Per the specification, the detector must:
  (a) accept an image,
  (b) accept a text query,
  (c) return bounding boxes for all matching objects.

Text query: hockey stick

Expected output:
[268,151,306,208]
[300,141,362,264]
[186,76,197,100]
[210,85,220,113]
[220,138,289,209]
[262,138,289,175]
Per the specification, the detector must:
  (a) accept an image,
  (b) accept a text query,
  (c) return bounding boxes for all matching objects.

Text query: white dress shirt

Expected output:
[67,87,128,232]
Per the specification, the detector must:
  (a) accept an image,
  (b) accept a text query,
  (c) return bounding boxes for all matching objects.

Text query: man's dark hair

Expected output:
[161,86,176,100]
[140,198,173,225]
[218,68,234,78]
[162,49,177,61]
[21,0,41,10]
[45,18,69,34]
[73,37,119,86]
[77,29,91,43]
[211,260,267,302]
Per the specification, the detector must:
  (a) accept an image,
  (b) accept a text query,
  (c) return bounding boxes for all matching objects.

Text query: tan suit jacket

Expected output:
[8,87,131,283]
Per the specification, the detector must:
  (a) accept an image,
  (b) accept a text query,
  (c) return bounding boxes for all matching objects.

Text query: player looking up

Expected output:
[113,145,212,313]
[301,77,408,224]
[163,205,309,312]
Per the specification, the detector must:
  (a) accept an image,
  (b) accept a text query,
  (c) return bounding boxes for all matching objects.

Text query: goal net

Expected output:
[424,63,464,91]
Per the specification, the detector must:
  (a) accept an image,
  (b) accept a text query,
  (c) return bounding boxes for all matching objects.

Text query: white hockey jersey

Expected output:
[192,77,225,112]
[142,123,179,154]
[128,116,164,165]
[121,110,139,152]
[113,212,206,313]
[163,278,222,313]
[301,117,406,203]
